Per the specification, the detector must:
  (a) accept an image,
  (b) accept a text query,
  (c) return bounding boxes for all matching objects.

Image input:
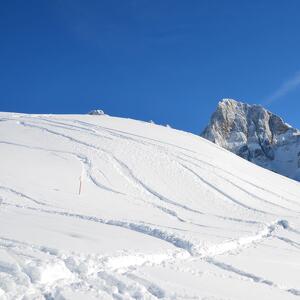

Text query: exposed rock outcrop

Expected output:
[202,99,300,181]
[88,110,105,115]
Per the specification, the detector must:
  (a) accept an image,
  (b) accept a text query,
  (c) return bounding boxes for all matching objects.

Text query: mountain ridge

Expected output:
[201,99,300,181]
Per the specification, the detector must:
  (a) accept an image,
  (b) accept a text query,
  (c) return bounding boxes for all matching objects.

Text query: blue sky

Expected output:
[1,0,300,133]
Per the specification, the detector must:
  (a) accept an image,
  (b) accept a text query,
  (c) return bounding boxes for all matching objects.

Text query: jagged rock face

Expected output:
[202,99,300,181]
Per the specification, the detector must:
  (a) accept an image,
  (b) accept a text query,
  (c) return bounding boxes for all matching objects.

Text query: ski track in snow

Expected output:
[0,186,48,207]
[69,118,300,215]
[19,119,273,218]
[206,258,300,296]
[0,114,299,299]
[1,201,298,298]
[18,118,293,214]
[175,153,300,213]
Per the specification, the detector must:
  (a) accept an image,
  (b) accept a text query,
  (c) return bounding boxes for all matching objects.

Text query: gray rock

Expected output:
[88,110,105,115]
[201,99,300,181]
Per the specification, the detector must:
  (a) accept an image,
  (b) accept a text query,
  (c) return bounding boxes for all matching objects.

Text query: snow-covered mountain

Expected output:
[0,112,300,299]
[202,99,300,181]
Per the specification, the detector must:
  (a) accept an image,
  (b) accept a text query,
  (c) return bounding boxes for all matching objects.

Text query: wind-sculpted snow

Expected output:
[0,112,299,299]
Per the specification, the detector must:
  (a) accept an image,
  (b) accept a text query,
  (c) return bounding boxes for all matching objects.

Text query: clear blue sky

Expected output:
[1,0,300,133]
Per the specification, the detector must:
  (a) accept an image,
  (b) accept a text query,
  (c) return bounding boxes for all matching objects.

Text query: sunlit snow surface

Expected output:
[0,112,299,300]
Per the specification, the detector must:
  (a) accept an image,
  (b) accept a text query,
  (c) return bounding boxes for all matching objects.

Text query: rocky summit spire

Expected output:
[201,99,300,181]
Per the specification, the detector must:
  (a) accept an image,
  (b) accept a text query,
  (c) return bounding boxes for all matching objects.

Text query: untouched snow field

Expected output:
[0,112,299,300]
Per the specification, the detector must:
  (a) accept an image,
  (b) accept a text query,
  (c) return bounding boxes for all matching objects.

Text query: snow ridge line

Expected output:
[2,202,291,259]
[194,219,290,258]
[1,202,195,255]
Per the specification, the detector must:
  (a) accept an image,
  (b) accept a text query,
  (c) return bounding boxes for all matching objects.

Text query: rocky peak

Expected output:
[202,99,300,181]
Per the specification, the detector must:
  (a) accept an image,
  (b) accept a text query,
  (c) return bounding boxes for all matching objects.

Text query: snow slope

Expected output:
[0,112,299,300]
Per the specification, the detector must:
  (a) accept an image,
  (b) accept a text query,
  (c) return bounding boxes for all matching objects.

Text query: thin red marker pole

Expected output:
[79,174,83,195]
